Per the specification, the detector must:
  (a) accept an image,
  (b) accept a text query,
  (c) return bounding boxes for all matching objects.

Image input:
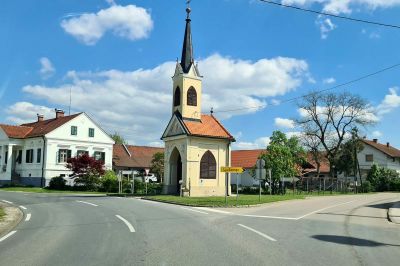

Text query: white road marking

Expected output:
[0,231,17,242]
[76,200,98,207]
[237,224,277,242]
[296,200,357,220]
[241,214,298,220]
[115,215,135,233]
[1,200,13,204]
[181,207,209,214]
[25,213,31,221]
[196,207,233,215]
[19,205,27,210]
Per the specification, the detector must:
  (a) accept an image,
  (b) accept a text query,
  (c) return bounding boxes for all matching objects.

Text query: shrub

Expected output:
[99,170,119,193]
[389,178,400,192]
[361,180,373,193]
[49,176,67,190]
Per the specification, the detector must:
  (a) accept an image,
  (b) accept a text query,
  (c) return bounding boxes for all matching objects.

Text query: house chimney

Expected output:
[387,142,390,148]
[55,109,65,119]
[373,139,378,143]
[37,114,44,122]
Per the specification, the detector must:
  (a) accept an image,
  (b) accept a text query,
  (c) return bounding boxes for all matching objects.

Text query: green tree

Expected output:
[110,132,127,145]
[335,128,364,177]
[366,164,381,190]
[260,131,305,194]
[99,170,118,193]
[150,152,164,183]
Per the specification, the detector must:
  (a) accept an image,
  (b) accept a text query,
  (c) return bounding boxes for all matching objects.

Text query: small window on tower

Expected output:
[187,87,197,106]
[174,87,181,107]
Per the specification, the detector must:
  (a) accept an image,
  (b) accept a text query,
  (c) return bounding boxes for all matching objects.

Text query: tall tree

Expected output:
[150,152,164,183]
[296,92,375,175]
[110,132,127,145]
[261,131,305,194]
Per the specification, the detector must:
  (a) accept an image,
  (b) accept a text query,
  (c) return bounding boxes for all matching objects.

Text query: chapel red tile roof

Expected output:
[182,114,234,140]
[231,149,265,169]
[0,113,82,139]
[362,139,400,158]
[113,144,164,169]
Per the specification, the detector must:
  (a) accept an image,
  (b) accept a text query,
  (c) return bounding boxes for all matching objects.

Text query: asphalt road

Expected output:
[0,191,399,266]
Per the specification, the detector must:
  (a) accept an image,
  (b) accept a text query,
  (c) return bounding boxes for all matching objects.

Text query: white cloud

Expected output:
[61,4,153,45]
[282,0,400,15]
[376,87,400,116]
[233,137,270,150]
[275,117,295,129]
[39,57,55,79]
[372,130,382,137]
[105,0,116,6]
[10,54,308,145]
[316,17,337,39]
[6,102,54,124]
[323,77,336,84]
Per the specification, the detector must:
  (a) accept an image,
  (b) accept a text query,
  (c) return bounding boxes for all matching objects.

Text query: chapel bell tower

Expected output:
[172,5,202,121]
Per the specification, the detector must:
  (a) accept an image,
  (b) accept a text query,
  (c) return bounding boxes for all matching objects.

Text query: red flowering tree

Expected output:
[67,154,105,190]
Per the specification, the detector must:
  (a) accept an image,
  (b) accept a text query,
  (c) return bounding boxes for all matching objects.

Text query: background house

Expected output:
[113,144,164,176]
[0,110,114,187]
[358,138,400,177]
[231,149,265,186]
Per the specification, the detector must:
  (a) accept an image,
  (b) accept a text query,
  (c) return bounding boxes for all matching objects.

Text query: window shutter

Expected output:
[67,150,72,159]
[57,151,61,163]
[101,152,105,163]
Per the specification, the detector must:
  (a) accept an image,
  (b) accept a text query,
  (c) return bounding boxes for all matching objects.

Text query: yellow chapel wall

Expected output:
[172,74,202,121]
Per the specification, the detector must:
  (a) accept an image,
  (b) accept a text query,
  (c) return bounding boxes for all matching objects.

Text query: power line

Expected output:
[258,0,400,29]
[214,62,400,114]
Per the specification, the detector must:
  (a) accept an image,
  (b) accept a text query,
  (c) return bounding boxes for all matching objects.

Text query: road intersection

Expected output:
[0,191,399,266]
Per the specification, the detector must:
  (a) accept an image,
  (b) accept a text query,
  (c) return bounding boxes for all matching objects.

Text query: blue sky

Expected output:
[1,0,400,149]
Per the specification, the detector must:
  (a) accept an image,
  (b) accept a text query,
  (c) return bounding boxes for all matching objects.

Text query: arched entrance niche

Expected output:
[169,147,183,194]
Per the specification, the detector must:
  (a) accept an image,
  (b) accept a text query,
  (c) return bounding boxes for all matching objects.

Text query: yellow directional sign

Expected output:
[220,167,244,173]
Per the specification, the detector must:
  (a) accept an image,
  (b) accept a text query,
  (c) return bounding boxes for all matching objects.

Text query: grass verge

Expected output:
[0,187,104,194]
[0,206,5,221]
[144,194,306,207]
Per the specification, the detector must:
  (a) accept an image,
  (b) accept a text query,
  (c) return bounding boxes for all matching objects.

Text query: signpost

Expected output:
[221,167,244,206]
[255,159,266,202]
[268,169,272,195]
[117,172,122,194]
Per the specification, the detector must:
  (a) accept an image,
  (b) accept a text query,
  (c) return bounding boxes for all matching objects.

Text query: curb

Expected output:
[0,203,23,237]
[388,202,400,224]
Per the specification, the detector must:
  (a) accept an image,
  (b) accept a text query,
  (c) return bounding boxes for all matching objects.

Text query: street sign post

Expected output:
[255,159,266,202]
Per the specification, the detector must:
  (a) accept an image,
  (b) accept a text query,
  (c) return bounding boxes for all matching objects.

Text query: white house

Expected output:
[0,110,115,187]
[358,138,400,177]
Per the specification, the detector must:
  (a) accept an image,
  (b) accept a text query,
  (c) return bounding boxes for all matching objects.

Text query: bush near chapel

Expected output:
[48,176,67,190]
[66,154,105,191]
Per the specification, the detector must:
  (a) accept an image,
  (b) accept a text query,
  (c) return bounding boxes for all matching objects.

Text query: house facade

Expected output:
[358,139,400,177]
[161,6,235,197]
[0,110,114,187]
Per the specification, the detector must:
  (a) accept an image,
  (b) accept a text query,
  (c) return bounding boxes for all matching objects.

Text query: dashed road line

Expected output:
[19,205,27,210]
[25,213,32,222]
[181,207,209,214]
[0,231,17,242]
[237,224,277,242]
[241,214,298,220]
[76,200,98,207]
[115,215,136,233]
[196,207,233,215]
[296,200,357,220]
[1,200,13,204]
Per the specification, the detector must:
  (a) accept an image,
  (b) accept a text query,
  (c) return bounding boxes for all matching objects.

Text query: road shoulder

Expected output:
[388,201,400,224]
[0,202,23,237]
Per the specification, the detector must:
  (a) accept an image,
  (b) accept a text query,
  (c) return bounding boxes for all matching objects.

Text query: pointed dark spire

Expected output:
[180,5,193,73]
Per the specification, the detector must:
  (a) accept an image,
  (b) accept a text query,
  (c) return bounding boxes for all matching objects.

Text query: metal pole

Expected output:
[236,174,239,207]
[146,181,148,195]
[225,174,228,205]
[269,169,272,196]
[323,178,326,194]
[307,178,309,194]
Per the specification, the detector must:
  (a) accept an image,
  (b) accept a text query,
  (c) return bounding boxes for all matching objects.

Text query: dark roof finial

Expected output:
[181,1,193,73]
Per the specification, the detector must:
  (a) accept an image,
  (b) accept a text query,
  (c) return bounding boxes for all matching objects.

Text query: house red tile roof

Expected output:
[231,149,265,169]
[21,113,81,138]
[362,139,400,158]
[305,152,331,173]
[0,113,81,139]
[0,124,33,139]
[183,114,235,140]
[113,144,164,169]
